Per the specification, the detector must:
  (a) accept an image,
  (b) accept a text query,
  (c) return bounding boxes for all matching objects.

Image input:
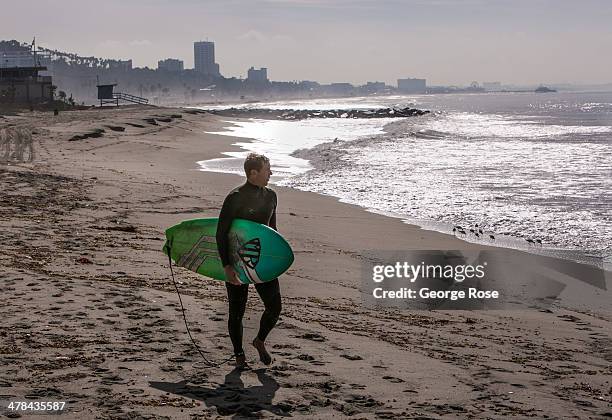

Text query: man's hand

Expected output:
[224,265,241,285]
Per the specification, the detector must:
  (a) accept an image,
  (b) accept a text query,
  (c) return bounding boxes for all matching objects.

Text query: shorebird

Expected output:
[453,225,466,235]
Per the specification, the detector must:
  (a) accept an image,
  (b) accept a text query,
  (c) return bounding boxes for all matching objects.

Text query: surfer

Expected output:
[216,153,281,368]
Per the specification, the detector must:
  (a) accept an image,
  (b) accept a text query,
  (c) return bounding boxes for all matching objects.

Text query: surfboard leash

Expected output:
[167,251,234,368]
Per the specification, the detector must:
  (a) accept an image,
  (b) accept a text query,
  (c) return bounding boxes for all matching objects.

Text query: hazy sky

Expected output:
[4,0,612,85]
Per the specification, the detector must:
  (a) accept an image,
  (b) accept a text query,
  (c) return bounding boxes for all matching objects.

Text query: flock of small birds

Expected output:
[452,224,543,246]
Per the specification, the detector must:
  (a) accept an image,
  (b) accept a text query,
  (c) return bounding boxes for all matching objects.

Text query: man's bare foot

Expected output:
[235,353,250,370]
[252,337,272,365]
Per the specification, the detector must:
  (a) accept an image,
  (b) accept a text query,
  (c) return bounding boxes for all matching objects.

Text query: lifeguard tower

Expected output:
[96,83,148,106]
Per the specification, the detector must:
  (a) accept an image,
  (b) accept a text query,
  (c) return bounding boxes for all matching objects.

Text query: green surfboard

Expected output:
[162,218,294,284]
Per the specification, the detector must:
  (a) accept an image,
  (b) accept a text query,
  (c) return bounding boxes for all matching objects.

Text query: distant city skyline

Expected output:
[3,0,612,86]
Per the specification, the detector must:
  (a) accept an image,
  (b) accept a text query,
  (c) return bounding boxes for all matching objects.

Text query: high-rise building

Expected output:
[193,41,220,77]
[158,58,184,72]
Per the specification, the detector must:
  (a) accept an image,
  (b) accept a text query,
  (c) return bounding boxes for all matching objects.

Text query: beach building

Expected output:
[247,67,268,83]
[0,66,53,103]
[1,50,53,74]
[194,41,220,77]
[1,50,39,68]
[363,81,386,93]
[299,80,320,91]
[327,83,354,95]
[1,49,54,103]
[398,78,426,93]
[158,58,184,72]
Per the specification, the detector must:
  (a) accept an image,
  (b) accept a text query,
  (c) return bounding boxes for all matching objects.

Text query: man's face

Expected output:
[250,161,272,187]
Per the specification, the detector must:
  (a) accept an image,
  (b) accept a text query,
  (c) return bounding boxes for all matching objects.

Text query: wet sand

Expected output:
[0,106,610,419]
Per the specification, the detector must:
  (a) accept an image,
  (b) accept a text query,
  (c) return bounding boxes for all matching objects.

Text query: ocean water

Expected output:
[197,92,612,264]
[201,117,397,177]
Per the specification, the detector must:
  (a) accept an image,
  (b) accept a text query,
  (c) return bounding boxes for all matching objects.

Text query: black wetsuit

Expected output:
[216,181,281,356]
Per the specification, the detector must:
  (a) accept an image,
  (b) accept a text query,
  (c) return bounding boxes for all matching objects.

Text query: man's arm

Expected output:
[216,192,236,268]
[216,192,241,285]
[269,192,277,231]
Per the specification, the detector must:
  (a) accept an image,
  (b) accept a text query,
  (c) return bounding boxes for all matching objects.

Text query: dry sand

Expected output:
[0,106,610,419]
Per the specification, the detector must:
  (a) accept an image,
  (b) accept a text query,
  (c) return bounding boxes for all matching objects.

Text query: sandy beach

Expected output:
[1,105,610,419]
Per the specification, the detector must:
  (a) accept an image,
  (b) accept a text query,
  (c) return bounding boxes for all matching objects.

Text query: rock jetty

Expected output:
[204,107,429,120]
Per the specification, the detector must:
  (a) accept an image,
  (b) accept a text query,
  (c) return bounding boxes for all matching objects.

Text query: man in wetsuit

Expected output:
[216,153,281,368]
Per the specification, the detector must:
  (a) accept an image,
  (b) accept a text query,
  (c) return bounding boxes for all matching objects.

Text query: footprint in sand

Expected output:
[297,354,314,361]
[295,332,326,342]
[557,314,580,322]
[273,343,299,349]
[382,375,405,383]
[127,388,146,395]
[340,354,363,361]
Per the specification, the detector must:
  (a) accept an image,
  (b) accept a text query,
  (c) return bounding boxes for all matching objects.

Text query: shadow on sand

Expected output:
[150,367,290,418]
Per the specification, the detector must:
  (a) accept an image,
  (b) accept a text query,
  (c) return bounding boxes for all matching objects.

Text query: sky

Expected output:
[3,0,612,86]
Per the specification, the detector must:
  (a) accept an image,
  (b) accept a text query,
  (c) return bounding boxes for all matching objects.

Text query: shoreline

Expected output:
[1,105,610,418]
[198,114,608,269]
